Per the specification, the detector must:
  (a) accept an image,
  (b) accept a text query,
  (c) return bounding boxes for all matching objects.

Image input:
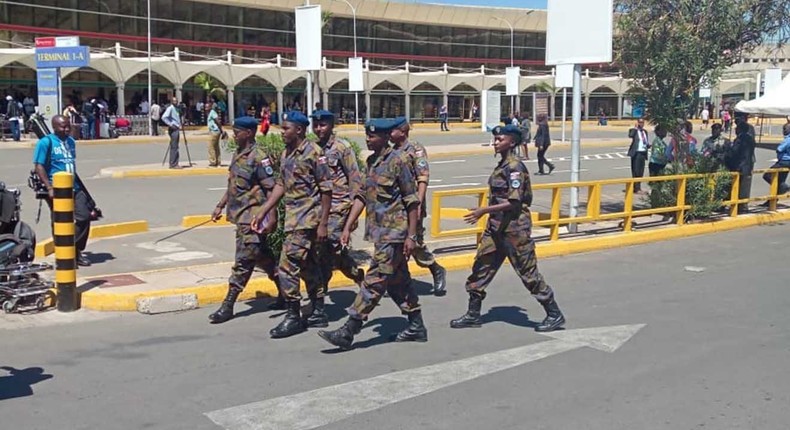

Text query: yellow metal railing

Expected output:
[431,168,790,241]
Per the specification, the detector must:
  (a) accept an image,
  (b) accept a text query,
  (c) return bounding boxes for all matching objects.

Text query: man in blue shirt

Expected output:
[763,123,790,195]
[161,97,182,169]
[32,115,93,267]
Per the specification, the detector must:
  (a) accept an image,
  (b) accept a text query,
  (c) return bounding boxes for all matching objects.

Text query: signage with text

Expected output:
[36,69,59,96]
[35,36,80,48]
[35,46,90,69]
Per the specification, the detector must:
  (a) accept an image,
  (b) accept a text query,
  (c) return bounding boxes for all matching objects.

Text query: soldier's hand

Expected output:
[262,217,276,235]
[340,229,351,247]
[251,214,264,233]
[349,219,359,232]
[211,206,223,222]
[317,223,328,243]
[464,208,483,225]
[404,237,416,258]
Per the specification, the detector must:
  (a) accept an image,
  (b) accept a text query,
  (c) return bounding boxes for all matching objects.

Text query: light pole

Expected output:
[333,0,360,131]
[492,17,515,114]
[147,0,152,136]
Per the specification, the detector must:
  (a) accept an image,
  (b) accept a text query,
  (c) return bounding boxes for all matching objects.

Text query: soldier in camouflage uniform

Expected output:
[318,118,426,351]
[450,124,566,332]
[311,110,365,314]
[389,117,447,296]
[252,111,332,339]
[209,116,279,324]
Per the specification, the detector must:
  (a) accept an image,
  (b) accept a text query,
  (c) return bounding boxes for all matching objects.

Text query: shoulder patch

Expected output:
[510,171,521,180]
[510,179,521,189]
[318,156,328,165]
[418,159,428,167]
[261,158,272,167]
[415,149,424,157]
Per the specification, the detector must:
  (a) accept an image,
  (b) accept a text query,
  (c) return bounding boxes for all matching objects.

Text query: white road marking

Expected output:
[612,166,632,170]
[431,159,466,164]
[547,169,590,174]
[136,241,186,253]
[205,324,645,430]
[148,251,214,265]
[451,174,491,179]
[617,153,627,158]
[429,179,443,183]
[208,187,226,191]
[427,182,481,189]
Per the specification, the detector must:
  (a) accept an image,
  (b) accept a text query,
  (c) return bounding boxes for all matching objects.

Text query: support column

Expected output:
[405,92,411,122]
[116,83,125,116]
[276,87,284,124]
[322,89,329,112]
[743,81,750,101]
[228,86,235,121]
[175,86,183,103]
[584,93,590,120]
[515,94,521,114]
[549,92,555,121]
[617,94,623,119]
[365,91,371,121]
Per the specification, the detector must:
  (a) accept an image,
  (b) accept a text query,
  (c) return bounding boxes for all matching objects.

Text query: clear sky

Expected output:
[408,0,546,9]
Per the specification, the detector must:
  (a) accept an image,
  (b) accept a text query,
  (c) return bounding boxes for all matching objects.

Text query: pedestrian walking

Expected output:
[648,125,669,177]
[207,104,223,167]
[518,113,531,159]
[161,97,182,169]
[729,122,756,214]
[251,111,332,338]
[762,123,790,195]
[5,95,22,141]
[439,104,449,131]
[627,118,650,192]
[450,124,565,332]
[32,115,95,267]
[311,109,365,328]
[149,101,161,136]
[534,113,555,175]
[318,118,426,351]
[208,116,280,324]
[389,117,447,295]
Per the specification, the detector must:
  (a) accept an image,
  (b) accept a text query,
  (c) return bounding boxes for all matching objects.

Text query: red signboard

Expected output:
[35,37,56,48]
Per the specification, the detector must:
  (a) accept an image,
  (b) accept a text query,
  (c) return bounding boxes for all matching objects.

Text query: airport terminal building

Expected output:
[2,0,787,122]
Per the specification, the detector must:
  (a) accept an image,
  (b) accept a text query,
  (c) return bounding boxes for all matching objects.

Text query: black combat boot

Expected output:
[317,317,363,351]
[267,276,286,311]
[394,310,428,342]
[351,268,365,285]
[429,263,447,296]
[269,301,306,338]
[306,297,329,328]
[535,298,566,332]
[450,293,483,328]
[208,288,240,324]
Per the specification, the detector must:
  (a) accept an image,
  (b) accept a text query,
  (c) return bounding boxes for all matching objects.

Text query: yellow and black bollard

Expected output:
[53,172,79,312]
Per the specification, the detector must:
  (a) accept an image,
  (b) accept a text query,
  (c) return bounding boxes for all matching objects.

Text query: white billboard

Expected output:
[555,64,574,88]
[295,5,322,71]
[481,90,501,132]
[764,68,783,96]
[546,0,613,65]
[348,57,364,92]
[506,67,520,96]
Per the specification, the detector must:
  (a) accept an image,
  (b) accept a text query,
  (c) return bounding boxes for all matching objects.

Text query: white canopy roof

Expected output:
[735,73,790,116]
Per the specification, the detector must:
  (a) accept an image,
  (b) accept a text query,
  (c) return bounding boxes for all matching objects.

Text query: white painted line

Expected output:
[205,325,644,430]
[549,169,589,174]
[429,179,443,183]
[594,154,603,159]
[427,182,481,189]
[451,174,490,179]
[604,154,614,159]
[616,153,627,158]
[432,159,466,164]
[207,187,226,191]
[612,166,632,170]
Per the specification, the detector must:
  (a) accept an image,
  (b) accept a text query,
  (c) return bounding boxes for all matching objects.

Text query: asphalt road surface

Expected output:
[1,223,788,429]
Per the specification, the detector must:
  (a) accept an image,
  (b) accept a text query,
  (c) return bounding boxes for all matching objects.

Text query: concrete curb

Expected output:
[78,209,790,311]
[34,220,149,257]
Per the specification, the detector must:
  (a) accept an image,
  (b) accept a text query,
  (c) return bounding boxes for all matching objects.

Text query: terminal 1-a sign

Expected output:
[34,36,90,130]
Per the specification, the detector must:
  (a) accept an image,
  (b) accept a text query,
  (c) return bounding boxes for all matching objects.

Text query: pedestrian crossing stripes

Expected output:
[548,151,628,162]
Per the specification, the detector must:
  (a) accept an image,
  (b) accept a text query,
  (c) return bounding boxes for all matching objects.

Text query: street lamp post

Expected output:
[147,0,152,136]
[333,0,360,131]
[492,17,515,114]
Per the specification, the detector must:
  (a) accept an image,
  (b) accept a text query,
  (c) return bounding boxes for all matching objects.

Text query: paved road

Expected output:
[1,129,780,241]
[1,224,788,429]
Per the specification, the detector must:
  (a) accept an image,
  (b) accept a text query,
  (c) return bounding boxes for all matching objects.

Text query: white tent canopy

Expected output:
[735,73,790,116]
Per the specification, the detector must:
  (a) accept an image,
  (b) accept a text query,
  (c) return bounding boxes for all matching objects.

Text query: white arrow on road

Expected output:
[205,324,645,430]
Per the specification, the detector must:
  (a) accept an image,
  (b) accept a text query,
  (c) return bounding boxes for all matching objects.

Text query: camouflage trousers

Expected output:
[465,230,554,301]
[317,238,362,293]
[347,242,420,320]
[278,229,323,302]
[411,215,436,267]
[229,224,277,293]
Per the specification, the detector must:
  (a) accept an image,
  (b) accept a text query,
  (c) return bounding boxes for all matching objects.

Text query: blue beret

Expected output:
[391,116,409,130]
[233,116,259,131]
[365,118,396,134]
[282,111,310,127]
[310,109,335,122]
[492,124,522,140]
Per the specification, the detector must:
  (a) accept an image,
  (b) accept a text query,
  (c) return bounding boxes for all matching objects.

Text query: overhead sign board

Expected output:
[35,46,90,69]
[546,0,613,65]
[35,36,80,48]
[295,5,322,71]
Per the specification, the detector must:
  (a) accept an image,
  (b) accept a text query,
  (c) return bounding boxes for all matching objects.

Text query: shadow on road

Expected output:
[481,305,538,329]
[0,366,53,401]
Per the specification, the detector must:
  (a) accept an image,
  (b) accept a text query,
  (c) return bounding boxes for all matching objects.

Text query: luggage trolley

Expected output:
[0,262,54,313]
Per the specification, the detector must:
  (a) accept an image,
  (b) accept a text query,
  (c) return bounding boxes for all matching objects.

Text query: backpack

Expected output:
[0,230,34,267]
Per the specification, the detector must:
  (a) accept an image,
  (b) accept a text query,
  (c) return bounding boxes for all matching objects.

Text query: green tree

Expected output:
[615,0,790,165]
[193,72,226,102]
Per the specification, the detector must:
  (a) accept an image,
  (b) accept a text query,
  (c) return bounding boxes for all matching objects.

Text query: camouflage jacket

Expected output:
[362,145,419,243]
[321,134,363,215]
[277,137,333,232]
[396,139,430,184]
[225,145,277,225]
[487,154,532,234]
